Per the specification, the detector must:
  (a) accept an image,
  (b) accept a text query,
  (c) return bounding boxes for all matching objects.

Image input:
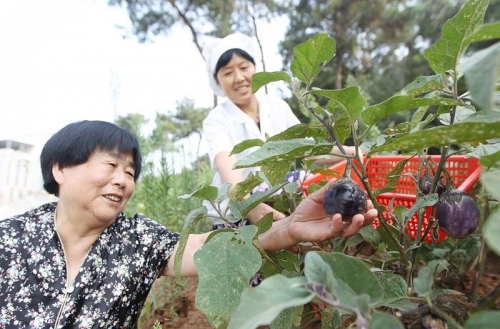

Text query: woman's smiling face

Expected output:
[216,53,256,106]
[54,149,136,225]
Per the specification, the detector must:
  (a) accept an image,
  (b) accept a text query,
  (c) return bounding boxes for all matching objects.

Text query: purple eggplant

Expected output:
[436,189,480,239]
[323,177,367,222]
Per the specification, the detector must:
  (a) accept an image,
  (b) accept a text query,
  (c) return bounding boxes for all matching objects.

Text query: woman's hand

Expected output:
[287,179,377,244]
[258,179,378,252]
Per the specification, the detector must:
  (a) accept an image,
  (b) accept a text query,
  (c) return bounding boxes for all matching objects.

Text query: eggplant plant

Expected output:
[176,0,500,328]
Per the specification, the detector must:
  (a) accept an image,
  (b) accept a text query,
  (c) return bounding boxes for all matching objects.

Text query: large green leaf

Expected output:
[290,33,336,85]
[195,226,262,328]
[401,75,444,97]
[233,139,333,185]
[174,207,207,279]
[231,138,264,155]
[472,143,500,168]
[227,275,314,329]
[307,86,367,119]
[413,266,434,297]
[464,22,500,44]
[376,272,408,300]
[179,184,218,202]
[369,121,500,154]
[311,252,384,306]
[230,184,285,218]
[267,123,328,141]
[252,71,292,94]
[461,42,500,112]
[480,170,500,255]
[464,310,500,329]
[423,0,489,75]
[362,95,459,126]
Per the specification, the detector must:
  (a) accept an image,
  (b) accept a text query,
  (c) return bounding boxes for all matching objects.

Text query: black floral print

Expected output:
[0,202,179,328]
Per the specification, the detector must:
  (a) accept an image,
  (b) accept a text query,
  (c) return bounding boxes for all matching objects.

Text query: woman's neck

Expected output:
[236,95,259,124]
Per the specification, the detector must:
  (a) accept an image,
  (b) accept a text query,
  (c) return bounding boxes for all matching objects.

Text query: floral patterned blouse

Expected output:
[0,202,180,328]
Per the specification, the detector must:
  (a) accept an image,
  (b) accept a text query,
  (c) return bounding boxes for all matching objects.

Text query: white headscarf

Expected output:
[202,32,257,97]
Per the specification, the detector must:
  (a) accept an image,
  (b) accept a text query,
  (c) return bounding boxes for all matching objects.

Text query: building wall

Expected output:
[0,141,44,205]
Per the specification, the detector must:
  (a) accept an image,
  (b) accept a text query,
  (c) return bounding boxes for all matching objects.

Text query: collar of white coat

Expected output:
[223,98,268,124]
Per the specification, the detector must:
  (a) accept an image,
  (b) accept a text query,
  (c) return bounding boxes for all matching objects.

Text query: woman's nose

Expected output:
[234,69,245,81]
[113,170,127,188]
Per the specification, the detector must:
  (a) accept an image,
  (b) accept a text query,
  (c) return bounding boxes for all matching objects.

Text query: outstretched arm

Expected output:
[163,179,378,276]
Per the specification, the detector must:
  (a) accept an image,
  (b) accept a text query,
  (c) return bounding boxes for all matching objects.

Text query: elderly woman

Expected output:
[0,120,376,328]
[202,33,357,229]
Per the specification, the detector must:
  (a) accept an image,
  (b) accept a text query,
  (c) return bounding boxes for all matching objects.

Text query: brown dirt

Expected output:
[139,252,500,329]
[138,277,211,329]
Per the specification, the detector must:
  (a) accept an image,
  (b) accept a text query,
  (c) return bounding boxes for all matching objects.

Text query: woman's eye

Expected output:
[126,171,135,178]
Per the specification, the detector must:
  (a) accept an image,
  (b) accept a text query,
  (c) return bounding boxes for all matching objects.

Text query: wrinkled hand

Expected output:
[288,179,377,244]
[247,202,286,223]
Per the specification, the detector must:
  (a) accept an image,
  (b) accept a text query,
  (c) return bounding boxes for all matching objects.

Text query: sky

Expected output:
[0,0,288,151]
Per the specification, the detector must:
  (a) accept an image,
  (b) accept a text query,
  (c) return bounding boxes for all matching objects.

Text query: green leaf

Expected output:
[369,121,500,154]
[438,104,477,125]
[314,252,384,305]
[261,250,300,276]
[427,260,450,277]
[267,123,328,141]
[231,138,264,156]
[174,207,207,279]
[369,312,405,329]
[471,144,500,168]
[307,86,368,119]
[479,169,500,199]
[230,184,285,218]
[328,102,352,144]
[234,139,332,185]
[255,212,273,234]
[270,304,304,329]
[464,22,500,44]
[461,42,500,112]
[179,184,218,202]
[481,171,500,254]
[401,75,444,97]
[290,33,336,85]
[252,71,292,94]
[227,275,314,329]
[195,226,262,328]
[362,95,459,126]
[413,266,434,297]
[231,172,264,200]
[358,225,381,248]
[404,194,439,222]
[483,212,500,254]
[464,310,500,329]
[376,272,408,299]
[423,0,489,74]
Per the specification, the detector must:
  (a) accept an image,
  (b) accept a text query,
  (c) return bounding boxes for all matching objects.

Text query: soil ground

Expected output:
[139,252,500,329]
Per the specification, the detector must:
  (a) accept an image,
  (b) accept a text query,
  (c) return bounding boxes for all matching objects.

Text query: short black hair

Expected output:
[40,120,142,196]
[213,48,255,81]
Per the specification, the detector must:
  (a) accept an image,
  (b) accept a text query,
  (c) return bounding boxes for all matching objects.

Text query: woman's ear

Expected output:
[52,163,64,184]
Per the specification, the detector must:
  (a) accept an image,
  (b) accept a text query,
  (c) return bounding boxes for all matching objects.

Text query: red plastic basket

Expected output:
[302,155,481,243]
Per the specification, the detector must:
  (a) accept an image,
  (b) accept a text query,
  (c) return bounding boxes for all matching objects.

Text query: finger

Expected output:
[366,199,374,210]
[330,214,345,235]
[340,216,365,237]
